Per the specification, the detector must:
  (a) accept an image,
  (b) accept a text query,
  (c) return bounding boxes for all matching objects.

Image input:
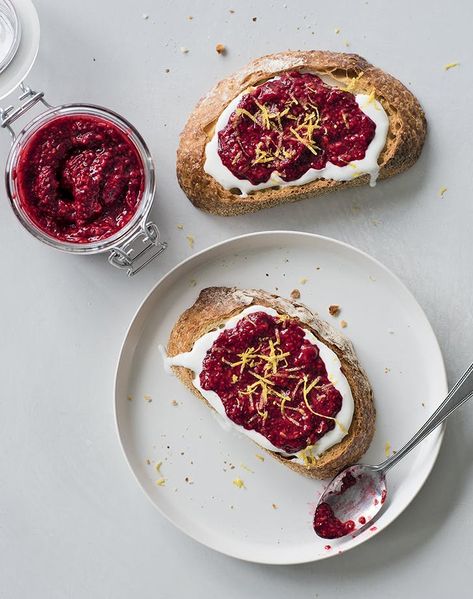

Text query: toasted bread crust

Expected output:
[176,51,426,216]
[167,287,375,479]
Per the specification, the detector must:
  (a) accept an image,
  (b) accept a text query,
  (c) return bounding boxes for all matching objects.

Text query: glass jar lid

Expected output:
[0,0,21,74]
[0,0,39,100]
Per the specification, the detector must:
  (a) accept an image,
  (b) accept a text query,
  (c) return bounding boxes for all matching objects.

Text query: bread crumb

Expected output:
[171,400,178,406]
[421,402,425,407]
[233,478,245,489]
[180,47,189,54]
[444,62,460,71]
[188,15,193,20]
[215,43,226,55]
[127,395,133,401]
[229,9,235,13]
[439,186,447,198]
[165,68,170,73]
[344,40,350,47]
[156,478,166,486]
[142,14,149,20]
[384,367,391,374]
[328,304,340,317]
[272,503,278,510]
[384,442,391,457]
[300,277,308,284]
[255,454,265,461]
[176,224,184,230]
[334,27,340,34]
[144,394,152,402]
[186,235,195,248]
[146,459,151,465]
[252,16,257,21]
[290,288,301,300]
[240,464,254,473]
[340,320,348,328]
[155,461,163,474]
[190,279,197,287]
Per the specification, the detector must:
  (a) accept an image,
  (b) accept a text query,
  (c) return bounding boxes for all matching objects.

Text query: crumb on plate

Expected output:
[290,288,301,300]
[233,478,245,489]
[340,320,348,328]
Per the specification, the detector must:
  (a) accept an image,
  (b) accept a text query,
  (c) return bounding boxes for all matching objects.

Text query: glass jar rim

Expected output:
[5,103,156,254]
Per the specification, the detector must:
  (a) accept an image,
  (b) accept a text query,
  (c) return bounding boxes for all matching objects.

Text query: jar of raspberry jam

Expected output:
[0,0,166,275]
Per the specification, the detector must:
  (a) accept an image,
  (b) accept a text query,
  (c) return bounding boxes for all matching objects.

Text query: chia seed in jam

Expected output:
[217,71,376,185]
[199,310,343,454]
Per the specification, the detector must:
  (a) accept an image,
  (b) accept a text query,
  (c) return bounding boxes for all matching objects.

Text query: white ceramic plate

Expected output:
[115,231,447,564]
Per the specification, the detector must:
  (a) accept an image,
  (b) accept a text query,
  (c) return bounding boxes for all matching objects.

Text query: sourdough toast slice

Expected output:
[167,287,375,479]
[177,50,426,216]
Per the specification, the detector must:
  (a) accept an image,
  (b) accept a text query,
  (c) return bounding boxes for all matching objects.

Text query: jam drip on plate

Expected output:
[199,310,344,454]
[218,71,376,185]
[15,115,144,243]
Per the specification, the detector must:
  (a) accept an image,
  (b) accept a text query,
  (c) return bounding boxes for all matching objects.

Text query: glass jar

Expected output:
[0,1,166,275]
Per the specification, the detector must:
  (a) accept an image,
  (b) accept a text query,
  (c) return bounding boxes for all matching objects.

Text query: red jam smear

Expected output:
[314,502,355,539]
[199,310,343,454]
[15,114,144,243]
[218,71,376,185]
[314,472,357,539]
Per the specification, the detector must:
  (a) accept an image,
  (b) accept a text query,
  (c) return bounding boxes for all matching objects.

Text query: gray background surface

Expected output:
[1,0,472,597]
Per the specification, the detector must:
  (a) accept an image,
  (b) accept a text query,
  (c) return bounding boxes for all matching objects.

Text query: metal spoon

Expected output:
[314,362,473,539]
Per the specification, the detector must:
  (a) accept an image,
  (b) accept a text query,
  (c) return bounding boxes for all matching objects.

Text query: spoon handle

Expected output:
[378,362,473,473]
